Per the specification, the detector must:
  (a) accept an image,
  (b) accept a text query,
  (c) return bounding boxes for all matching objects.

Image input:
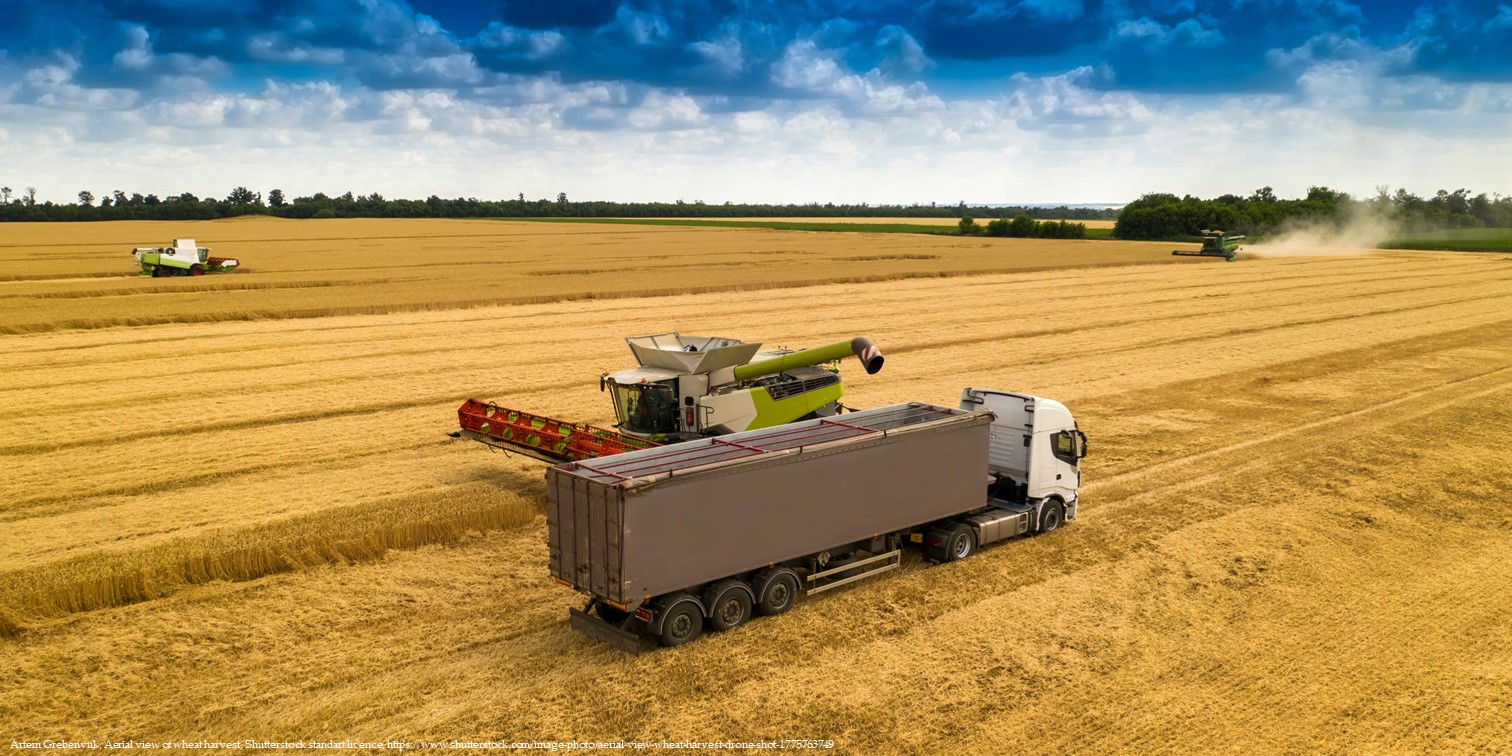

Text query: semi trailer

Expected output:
[550,387,1087,653]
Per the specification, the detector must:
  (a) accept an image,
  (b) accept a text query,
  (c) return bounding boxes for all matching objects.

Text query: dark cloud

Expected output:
[3,0,1511,111]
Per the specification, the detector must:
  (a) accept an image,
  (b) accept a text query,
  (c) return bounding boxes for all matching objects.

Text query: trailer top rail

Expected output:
[560,402,977,484]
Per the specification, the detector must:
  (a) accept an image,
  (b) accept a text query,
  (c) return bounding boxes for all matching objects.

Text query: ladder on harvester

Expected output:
[454,399,659,464]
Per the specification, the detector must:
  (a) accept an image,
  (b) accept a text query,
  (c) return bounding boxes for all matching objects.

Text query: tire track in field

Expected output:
[1084,361,1512,516]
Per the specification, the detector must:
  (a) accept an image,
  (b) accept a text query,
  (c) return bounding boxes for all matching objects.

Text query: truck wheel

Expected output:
[946,524,976,561]
[756,570,799,616]
[1039,502,1064,534]
[705,580,753,632]
[656,595,703,648]
[594,601,629,625]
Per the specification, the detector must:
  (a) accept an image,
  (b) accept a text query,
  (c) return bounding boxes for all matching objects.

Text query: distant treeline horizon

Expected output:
[1115,186,1512,240]
[0,186,1119,224]
[0,185,1506,241]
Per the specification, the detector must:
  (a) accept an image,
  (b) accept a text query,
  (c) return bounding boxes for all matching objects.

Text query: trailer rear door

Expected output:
[546,468,627,603]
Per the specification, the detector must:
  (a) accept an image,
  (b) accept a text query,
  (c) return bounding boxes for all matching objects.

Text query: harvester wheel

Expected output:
[1038,502,1064,534]
[755,569,799,616]
[656,595,703,647]
[190,264,205,276]
[594,601,629,625]
[705,580,753,632]
[151,267,164,278]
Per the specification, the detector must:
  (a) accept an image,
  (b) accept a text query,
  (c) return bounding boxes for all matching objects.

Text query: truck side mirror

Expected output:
[1077,430,1089,459]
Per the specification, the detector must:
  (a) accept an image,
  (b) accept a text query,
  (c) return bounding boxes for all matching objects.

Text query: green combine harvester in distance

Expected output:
[1173,230,1244,262]
[133,238,240,277]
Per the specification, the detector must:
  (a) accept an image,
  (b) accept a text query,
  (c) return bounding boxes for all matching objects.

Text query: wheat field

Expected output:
[0,217,1153,334]
[1,218,1509,752]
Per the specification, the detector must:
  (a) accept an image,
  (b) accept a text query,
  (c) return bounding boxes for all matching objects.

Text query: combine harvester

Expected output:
[453,333,884,463]
[1173,230,1244,262]
[133,238,239,277]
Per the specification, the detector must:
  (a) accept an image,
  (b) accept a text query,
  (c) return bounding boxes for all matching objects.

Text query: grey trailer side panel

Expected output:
[620,421,988,600]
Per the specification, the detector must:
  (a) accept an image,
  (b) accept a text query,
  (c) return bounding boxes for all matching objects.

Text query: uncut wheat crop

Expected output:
[1,218,1509,753]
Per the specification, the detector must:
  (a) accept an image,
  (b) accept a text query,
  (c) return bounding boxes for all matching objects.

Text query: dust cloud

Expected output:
[1241,206,1397,259]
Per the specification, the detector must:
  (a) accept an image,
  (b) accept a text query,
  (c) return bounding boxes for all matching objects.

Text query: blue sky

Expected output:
[2,0,1509,205]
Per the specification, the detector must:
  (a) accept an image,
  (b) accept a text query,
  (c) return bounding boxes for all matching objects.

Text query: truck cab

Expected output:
[959,387,1087,520]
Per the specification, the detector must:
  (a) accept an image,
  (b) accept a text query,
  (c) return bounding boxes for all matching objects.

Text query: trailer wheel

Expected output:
[946,524,976,561]
[705,580,753,632]
[1039,502,1064,534]
[594,601,629,625]
[756,570,799,616]
[656,595,703,647]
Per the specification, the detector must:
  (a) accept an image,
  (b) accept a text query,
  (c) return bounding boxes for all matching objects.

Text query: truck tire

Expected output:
[656,595,703,647]
[755,569,799,617]
[705,580,753,632]
[1038,502,1064,534]
[594,600,629,625]
[945,523,976,561]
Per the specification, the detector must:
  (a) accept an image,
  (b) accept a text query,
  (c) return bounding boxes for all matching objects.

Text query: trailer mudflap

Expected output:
[569,608,642,656]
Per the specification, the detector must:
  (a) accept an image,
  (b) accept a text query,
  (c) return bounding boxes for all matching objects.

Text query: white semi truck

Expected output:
[548,387,1088,653]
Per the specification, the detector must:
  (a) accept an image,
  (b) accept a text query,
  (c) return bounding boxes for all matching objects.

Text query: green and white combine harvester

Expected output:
[133,238,239,277]
[1173,230,1244,262]
[453,333,885,463]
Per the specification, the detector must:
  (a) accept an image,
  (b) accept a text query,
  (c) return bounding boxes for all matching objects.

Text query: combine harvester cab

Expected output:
[452,333,884,464]
[134,238,239,277]
[1172,230,1244,262]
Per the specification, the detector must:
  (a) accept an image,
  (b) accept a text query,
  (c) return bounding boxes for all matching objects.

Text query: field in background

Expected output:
[2,222,1509,751]
[1383,227,1512,252]
[0,218,1159,334]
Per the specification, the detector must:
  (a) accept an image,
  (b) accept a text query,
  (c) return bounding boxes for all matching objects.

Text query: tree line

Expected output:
[0,185,1118,224]
[959,215,1086,238]
[1114,186,1512,240]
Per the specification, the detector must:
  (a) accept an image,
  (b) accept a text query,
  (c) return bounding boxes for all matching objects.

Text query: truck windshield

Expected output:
[610,381,678,435]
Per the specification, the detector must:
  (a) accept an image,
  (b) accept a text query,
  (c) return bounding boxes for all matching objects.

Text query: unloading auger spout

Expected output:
[731,337,884,381]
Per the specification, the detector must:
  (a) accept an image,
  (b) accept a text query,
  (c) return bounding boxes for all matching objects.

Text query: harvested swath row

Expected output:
[11,280,353,299]
[0,480,535,628]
